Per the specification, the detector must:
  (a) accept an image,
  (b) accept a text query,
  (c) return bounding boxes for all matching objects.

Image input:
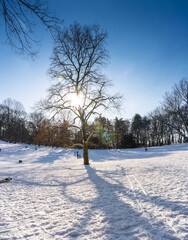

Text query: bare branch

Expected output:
[71,143,83,149]
[0,0,63,56]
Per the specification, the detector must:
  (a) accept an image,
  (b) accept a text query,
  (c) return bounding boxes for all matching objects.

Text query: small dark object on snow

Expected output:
[145,147,148,152]
[0,177,12,183]
[5,177,12,180]
[19,160,22,163]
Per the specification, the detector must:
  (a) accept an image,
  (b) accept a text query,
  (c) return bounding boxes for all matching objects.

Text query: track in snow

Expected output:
[126,173,178,239]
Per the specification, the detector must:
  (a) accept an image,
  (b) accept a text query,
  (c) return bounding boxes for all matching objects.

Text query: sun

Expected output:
[70,93,82,108]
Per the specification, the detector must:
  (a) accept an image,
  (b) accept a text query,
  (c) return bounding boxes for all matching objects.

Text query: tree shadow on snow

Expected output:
[62,165,181,239]
[14,165,186,239]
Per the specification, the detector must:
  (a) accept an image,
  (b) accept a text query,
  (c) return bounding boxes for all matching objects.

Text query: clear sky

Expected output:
[1,0,188,120]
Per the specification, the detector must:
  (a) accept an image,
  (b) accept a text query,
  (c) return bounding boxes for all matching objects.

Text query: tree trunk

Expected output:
[83,142,89,165]
[82,120,89,165]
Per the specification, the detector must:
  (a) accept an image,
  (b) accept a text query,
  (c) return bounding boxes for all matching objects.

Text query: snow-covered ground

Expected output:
[0,141,187,240]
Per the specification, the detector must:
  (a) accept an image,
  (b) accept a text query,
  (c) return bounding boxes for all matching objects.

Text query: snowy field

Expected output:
[0,141,187,240]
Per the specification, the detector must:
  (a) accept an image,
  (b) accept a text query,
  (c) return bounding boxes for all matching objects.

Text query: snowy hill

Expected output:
[0,141,187,240]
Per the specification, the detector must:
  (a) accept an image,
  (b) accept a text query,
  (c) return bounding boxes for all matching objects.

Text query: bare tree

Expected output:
[162,78,188,140]
[0,98,29,142]
[0,0,62,56]
[41,22,121,164]
[28,111,45,136]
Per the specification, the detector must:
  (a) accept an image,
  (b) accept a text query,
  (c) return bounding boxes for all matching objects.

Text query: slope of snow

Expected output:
[0,141,187,240]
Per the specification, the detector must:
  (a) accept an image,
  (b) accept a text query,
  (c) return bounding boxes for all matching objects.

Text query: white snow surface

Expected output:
[0,141,187,240]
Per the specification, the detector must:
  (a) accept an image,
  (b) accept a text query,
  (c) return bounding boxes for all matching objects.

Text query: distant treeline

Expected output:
[0,79,187,148]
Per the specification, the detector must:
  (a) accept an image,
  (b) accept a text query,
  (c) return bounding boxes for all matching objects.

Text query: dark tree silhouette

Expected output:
[162,78,188,140]
[42,22,121,164]
[0,0,62,56]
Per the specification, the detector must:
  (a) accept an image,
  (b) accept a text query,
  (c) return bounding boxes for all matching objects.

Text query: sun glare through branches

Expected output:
[70,93,83,109]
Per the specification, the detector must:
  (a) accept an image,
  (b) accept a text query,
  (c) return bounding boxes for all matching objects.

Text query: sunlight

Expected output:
[70,93,83,108]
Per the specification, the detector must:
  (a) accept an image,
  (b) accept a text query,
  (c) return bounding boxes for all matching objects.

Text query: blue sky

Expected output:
[1,0,188,119]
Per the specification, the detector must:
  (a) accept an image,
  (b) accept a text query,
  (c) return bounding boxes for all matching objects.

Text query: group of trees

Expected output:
[0,99,71,147]
[129,78,188,147]
[1,77,187,150]
[0,99,31,143]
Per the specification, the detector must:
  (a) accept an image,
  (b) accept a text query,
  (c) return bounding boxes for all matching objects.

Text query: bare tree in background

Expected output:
[162,78,188,140]
[28,111,45,136]
[0,98,28,142]
[0,0,62,56]
[42,22,121,164]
